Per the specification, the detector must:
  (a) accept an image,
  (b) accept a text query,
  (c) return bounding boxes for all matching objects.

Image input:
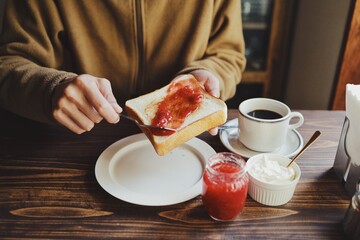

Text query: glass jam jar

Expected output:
[202,152,249,221]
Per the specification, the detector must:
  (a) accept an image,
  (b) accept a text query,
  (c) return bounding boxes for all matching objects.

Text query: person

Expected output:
[0,0,246,135]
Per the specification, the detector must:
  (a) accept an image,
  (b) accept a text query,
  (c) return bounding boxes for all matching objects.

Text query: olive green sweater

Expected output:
[0,0,246,123]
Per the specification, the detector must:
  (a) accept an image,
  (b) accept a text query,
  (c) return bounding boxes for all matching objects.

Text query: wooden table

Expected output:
[0,109,350,239]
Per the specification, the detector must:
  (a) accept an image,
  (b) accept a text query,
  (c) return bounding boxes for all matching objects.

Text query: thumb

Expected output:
[190,70,220,98]
[110,102,123,114]
[106,94,122,114]
[98,79,123,114]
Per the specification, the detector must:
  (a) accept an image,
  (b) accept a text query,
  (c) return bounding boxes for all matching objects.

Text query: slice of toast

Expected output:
[125,74,227,155]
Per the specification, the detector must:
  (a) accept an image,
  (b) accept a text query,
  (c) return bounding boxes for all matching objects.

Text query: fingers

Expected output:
[62,83,103,124]
[52,74,122,134]
[80,77,121,123]
[188,70,221,136]
[203,79,220,98]
[96,78,123,114]
[208,127,219,136]
[53,99,94,134]
[53,111,86,134]
[190,70,220,98]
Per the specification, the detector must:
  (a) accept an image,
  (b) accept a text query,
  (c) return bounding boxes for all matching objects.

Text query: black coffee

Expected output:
[247,109,282,120]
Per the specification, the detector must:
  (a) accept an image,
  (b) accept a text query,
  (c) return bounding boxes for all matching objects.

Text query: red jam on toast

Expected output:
[150,77,204,136]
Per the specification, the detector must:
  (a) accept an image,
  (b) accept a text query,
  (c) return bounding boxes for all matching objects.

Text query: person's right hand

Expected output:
[52,74,122,134]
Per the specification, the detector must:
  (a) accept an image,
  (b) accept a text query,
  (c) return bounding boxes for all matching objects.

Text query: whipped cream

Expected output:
[249,155,295,184]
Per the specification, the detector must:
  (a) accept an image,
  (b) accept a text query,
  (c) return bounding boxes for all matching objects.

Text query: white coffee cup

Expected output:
[238,98,304,152]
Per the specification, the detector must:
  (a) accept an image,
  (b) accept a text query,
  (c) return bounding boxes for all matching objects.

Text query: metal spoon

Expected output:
[217,125,238,130]
[287,130,321,168]
[119,113,177,135]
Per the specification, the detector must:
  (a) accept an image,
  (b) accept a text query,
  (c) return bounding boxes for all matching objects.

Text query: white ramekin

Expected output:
[246,153,301,206]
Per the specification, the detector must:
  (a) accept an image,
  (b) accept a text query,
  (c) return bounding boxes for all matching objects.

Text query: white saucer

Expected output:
[219,118,304,159]
[95,133,215,206]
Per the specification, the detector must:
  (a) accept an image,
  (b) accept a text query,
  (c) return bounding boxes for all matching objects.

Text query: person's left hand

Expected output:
[188,69,221,136]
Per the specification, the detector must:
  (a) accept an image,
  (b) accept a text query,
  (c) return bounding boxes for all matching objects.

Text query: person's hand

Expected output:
[52,74,122,134]
[190,69,221,136]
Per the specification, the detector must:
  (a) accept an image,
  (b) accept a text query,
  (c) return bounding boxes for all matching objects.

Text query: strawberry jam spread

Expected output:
[150,77,204,136]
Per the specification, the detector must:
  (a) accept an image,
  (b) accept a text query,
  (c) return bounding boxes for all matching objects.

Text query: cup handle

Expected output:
[288,112,304,130]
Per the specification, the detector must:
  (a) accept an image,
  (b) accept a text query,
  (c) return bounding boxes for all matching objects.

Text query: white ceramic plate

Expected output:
[95,133,215,206]
[219,118,304,159]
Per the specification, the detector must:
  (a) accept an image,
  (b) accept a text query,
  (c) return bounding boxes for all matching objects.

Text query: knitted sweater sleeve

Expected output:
[0,0,76,123]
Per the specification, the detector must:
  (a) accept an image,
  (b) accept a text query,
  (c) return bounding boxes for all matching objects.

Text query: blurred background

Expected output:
[0,0,4,35]
[0,0,356,110]
[225,0,354,110]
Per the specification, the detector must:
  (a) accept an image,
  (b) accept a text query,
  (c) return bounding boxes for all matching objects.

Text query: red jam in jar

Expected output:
[202,152,249,221]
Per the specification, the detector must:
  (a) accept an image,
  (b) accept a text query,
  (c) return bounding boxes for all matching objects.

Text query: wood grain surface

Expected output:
[0,109,349,239]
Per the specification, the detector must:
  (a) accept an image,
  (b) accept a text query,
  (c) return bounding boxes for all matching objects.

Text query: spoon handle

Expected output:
[218,125,238,130]
[287,130,321,168]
